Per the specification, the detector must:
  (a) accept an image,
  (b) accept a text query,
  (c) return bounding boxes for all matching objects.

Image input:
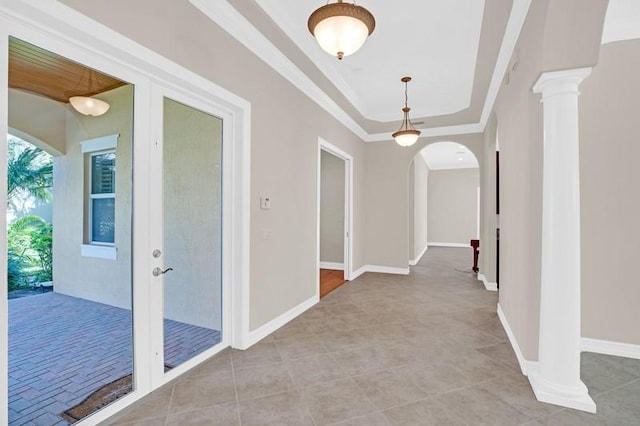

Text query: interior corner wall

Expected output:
[59,0,367,331]
[320,150,345,265]
[493,0,547,362]
[407,161,415,260]
[480,115,498,283]
[493,0,607,361]
[413,156,429,260]
[427,168,479,245]
[363,134,484,270]
[580,39,640,346]
[53,84,133,309]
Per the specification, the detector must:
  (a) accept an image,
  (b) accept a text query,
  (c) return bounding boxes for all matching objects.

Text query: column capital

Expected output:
[532,67,592,98]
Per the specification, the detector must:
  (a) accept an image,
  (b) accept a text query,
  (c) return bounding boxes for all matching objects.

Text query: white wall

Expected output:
[53,84,133,309]
[427,168,479,245]
[412,156,429,260]
[320,150,344,265]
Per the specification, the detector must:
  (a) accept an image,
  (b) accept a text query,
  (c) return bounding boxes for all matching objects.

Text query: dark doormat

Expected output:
[60,364,173,424]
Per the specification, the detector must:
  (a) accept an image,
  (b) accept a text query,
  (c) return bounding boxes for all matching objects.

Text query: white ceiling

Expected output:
[602,0,640,44]
[420,141,479,170]
[256,0,485,122]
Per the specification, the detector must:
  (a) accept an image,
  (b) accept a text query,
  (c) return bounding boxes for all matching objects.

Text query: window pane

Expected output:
[91,152,116,194]
[92,198,115,243]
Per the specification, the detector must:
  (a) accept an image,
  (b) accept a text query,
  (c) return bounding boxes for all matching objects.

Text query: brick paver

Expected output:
[9,292,221,425]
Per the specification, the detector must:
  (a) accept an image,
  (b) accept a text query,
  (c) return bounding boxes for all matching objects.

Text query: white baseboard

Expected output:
[428,242,469,248]
[351,264,411,280]
[239,295,318,350]
[478,273,498,291]
[409,244,428,266]
[319,261,344,270]
[581,337,640,360]
[497,303,536,375]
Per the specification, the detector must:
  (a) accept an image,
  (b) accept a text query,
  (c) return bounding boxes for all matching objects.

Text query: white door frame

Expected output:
[148,83,234,388]
[317,137,354,289]
[0,1,251,424]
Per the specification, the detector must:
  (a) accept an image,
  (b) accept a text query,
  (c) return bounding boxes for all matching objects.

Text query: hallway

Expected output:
[107,248,640,425]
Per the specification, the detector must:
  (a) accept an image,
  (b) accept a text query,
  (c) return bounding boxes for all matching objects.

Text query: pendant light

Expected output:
[68,69,110,117]
[392,77,421,147]
[308,0,375,60]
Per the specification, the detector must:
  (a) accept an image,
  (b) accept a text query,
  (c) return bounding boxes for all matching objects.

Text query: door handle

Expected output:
[152,267,174,277]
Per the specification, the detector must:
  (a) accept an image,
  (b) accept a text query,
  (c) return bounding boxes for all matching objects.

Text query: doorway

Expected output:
[1,11,250,422]
[317,139,352,298]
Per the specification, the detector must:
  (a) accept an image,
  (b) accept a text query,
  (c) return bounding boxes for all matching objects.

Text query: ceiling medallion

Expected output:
[308,0,375,60]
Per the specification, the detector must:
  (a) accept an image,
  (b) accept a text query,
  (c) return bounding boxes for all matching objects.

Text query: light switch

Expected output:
[260,196,271,210]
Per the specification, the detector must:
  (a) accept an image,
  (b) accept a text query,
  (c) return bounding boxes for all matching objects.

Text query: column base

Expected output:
[528,368,597,413]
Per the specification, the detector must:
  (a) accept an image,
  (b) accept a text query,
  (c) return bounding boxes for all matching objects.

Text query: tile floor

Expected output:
[9,293,220,425]
[104,247,640,425]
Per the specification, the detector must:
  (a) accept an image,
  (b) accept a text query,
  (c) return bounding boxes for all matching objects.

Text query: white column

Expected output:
[529,67,595,413]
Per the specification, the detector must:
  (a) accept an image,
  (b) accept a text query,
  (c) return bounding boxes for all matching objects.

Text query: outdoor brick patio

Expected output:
[8,292,221,425]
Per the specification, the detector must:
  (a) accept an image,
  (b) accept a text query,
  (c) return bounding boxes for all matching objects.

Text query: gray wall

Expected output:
[480,115,498,283]
[427,169,479,245]
[60,0,367,331]
[320,150,345,265]
[580,39,640,345]
[363,134,485,269]
[494,0,607,360]
[412,156,429,260]
[53,84,133,309]
[162,98,222,330]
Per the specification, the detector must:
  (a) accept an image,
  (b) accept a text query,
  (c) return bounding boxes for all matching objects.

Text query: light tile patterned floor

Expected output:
[8,293,220,425]
[106,247,640,425]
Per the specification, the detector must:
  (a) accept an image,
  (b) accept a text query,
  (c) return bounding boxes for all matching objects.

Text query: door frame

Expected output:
[317,137,354,292]
[148,83,234,387]
[0,1,251,424]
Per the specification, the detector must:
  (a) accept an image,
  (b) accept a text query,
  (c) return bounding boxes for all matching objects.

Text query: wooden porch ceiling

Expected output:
[8,37,126,103]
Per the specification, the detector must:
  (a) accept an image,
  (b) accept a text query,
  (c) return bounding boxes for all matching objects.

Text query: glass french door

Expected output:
[149,85,224,381]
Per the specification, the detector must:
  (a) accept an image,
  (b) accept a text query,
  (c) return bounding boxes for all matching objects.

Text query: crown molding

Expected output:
[190,0,532,143]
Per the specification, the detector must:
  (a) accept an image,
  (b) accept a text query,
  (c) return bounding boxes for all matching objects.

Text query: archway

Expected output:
[408,141,480,266]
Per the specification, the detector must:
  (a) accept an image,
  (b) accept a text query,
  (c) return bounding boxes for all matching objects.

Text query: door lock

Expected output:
[152,267,174,277]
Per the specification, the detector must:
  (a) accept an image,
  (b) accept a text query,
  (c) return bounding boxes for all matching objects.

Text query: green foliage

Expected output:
[7,137,53,213]
[7,215,53,288]
[6,137,54,291]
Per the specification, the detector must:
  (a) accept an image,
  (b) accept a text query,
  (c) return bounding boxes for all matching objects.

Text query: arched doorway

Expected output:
[408,141,480,265]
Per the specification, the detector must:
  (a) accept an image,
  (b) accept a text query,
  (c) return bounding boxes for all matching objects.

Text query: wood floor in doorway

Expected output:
[319,269,347,298]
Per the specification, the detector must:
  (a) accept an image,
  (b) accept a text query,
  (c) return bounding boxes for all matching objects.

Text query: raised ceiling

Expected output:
[8,37,126,104]
[256,0,485,122]
[421,142,479,170]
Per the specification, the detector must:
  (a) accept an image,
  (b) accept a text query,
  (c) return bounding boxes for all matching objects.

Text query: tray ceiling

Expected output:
[256,0,485,122]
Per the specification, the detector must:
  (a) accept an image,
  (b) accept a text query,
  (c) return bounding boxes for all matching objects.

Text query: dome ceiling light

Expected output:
[392,77,421,147]
[68,68,110,117]
[308,0,375,60]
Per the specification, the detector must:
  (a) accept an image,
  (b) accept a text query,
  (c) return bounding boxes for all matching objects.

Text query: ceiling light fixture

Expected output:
[392,77,421,147]
[68,69,110,117]
[308,0,375,60]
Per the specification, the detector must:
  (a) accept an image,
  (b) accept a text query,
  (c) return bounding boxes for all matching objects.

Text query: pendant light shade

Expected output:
[308,1,375,60]
[69,96,110,117]
[392,77,421,147]
[68,68,110,117]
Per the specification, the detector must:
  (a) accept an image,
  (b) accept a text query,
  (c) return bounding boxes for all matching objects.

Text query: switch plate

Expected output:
[260,196,271,210]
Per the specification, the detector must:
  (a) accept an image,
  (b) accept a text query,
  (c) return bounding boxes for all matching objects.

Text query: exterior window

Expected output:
[90,151,116,244]
[80,134,119,259]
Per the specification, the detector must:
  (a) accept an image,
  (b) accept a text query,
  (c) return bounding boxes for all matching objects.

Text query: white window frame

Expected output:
[81,134,119,258]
